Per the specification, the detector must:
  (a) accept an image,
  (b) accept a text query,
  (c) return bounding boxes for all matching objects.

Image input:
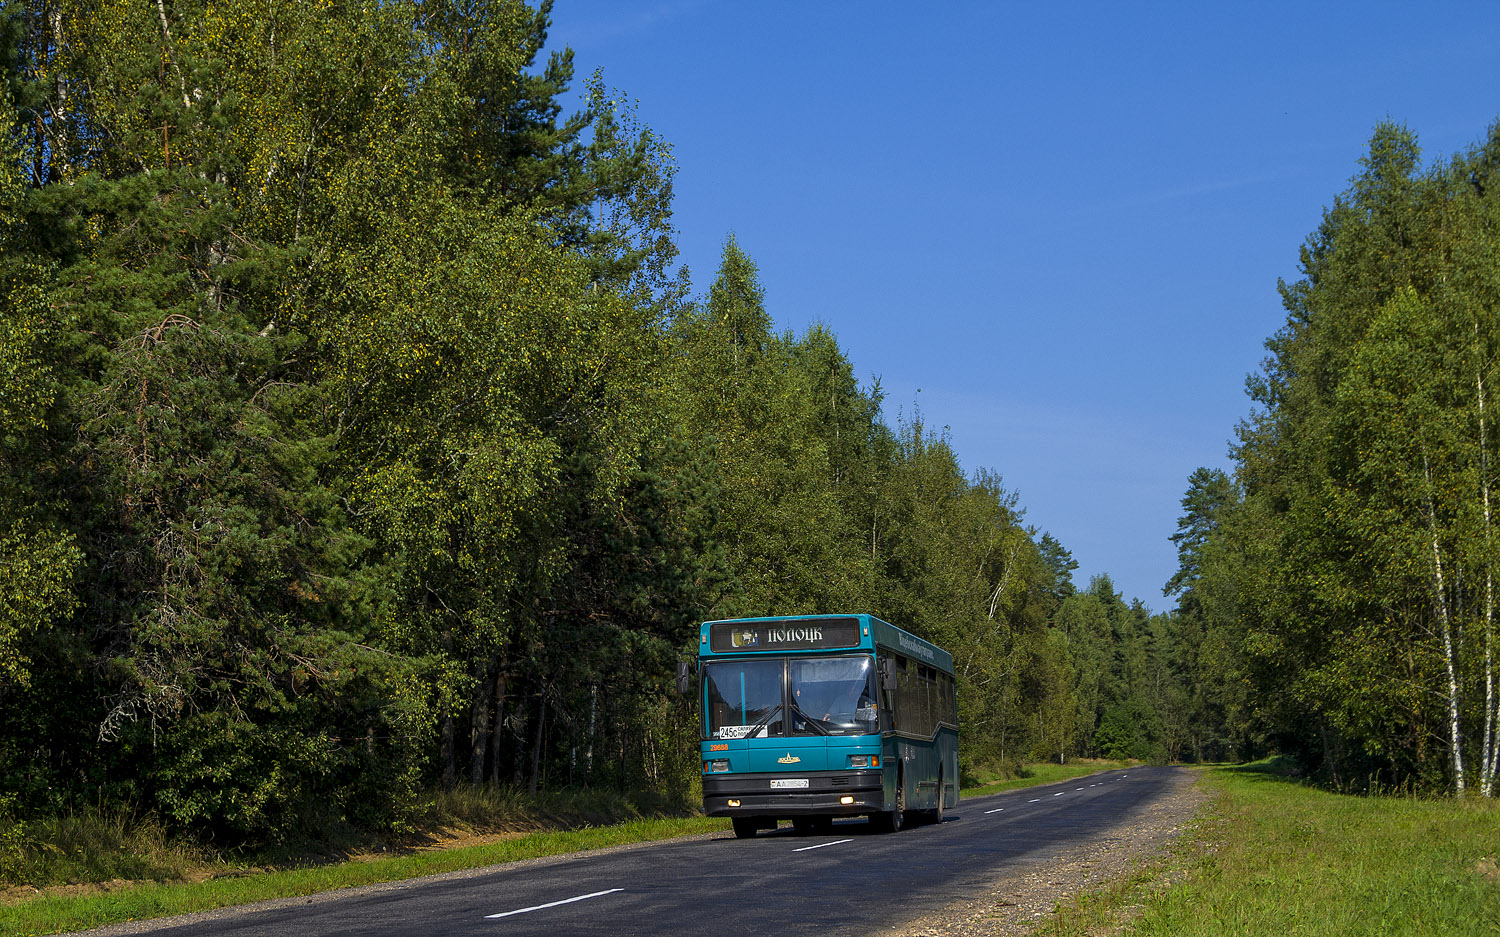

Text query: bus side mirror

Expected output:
[878,659,896,693]
[676,661,693,695]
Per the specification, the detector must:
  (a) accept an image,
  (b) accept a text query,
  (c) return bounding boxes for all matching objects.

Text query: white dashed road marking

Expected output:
[792,838,854,852]
[485,888,624,919]
[984,807,1004,814]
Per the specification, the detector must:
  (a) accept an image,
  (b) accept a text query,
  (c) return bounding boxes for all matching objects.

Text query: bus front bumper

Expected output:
[702,770,884,817]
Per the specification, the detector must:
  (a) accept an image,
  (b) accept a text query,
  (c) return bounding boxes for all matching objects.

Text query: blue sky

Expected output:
[548,1,1500,609]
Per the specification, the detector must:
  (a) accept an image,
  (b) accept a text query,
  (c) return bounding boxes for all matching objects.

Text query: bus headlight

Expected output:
[705,759,730,773]
[849,755,878,768]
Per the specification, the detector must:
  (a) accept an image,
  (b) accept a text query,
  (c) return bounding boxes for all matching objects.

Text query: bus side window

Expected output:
[890,655,911,732]
[923,667,935,737]
[939,675,949,724]
[913,666,924,736]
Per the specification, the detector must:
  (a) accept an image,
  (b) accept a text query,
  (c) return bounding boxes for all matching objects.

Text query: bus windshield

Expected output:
[704,659,784,739]
[703,655,877,739]
[790,656,878,735]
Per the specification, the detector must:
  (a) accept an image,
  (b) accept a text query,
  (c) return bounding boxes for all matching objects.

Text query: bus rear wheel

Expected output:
[732,817,759,839]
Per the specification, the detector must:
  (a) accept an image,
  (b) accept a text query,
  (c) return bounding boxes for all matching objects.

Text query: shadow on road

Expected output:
[710,813,962,842]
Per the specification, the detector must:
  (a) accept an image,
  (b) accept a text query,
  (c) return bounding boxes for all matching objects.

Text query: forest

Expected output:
[9,0,1495,862]
[1173,121,1500,798]
[0,0,1212,851]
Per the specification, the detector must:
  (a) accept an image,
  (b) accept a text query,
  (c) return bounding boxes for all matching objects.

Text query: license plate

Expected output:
[770,778,809,789]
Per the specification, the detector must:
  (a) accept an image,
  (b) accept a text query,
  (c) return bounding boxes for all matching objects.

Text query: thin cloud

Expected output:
[1098,167,1308,212]
[560,1,712,50]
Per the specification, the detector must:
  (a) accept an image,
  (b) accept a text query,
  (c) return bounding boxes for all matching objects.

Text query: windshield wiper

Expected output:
[790,700,830,735]
[744,703,782,738]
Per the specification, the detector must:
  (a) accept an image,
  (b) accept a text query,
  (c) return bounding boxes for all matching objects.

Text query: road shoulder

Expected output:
[884,767,1208,937]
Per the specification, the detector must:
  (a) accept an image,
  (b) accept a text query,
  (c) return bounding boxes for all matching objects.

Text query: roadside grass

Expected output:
[1,763,1106,935]
[0,809,209,894]
[1035,759,1500,937]
[0,815,727,936]
[422,784,700,834]
[961,758,1136,798]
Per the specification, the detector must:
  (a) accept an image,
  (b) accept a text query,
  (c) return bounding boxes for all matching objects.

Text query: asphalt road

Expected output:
[81,766,1185,937]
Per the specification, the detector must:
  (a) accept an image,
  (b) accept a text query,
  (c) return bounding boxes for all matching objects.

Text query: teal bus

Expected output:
[686,614,958,838]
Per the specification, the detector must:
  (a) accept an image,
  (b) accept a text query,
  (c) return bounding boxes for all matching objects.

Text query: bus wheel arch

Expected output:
[873,764,905,833]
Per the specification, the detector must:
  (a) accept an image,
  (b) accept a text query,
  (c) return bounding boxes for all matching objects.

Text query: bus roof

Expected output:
[698,614,954,673]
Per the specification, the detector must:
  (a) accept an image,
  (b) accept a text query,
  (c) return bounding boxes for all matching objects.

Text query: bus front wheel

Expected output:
[732,817,759,839]
[872,772,905,833]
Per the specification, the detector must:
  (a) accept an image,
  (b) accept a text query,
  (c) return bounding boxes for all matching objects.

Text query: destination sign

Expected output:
[897,630,936,662]
[709,617,860,653]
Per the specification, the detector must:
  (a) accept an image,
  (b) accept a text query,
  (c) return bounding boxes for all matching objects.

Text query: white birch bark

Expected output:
[1479,357,1497,797]
[1425,454,1466,794]
[47,7,69,176]
[156,0,194,109]
[986,541,1020,621]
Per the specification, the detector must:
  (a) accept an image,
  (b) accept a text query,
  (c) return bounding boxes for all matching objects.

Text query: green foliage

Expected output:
[0,515,77,691]
[1036,532,1078,609]
[1026,628,1078,762]
[1180,119,1500,794]
[666,237,870,617]
[0,0,1179,861]
[1093,698,1165,762]
[1164,468,1232,602]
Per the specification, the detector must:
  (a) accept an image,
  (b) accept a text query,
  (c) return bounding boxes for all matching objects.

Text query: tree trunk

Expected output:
[440,715,456,791]
[48,7,69,178]
[619,728,628,792]
[1476,355,1497,797]
[488,670,508,787]
[440,627,456,789]
[1425,454,1466,794]
[586,684,597,781]
[529,691,546,795]
[469,660,494,785]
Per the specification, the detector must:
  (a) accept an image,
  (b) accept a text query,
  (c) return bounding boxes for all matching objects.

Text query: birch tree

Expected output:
[1211,120,1500,794]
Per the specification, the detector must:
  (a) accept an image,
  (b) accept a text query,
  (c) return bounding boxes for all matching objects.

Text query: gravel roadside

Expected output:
[883,768,1209,937]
